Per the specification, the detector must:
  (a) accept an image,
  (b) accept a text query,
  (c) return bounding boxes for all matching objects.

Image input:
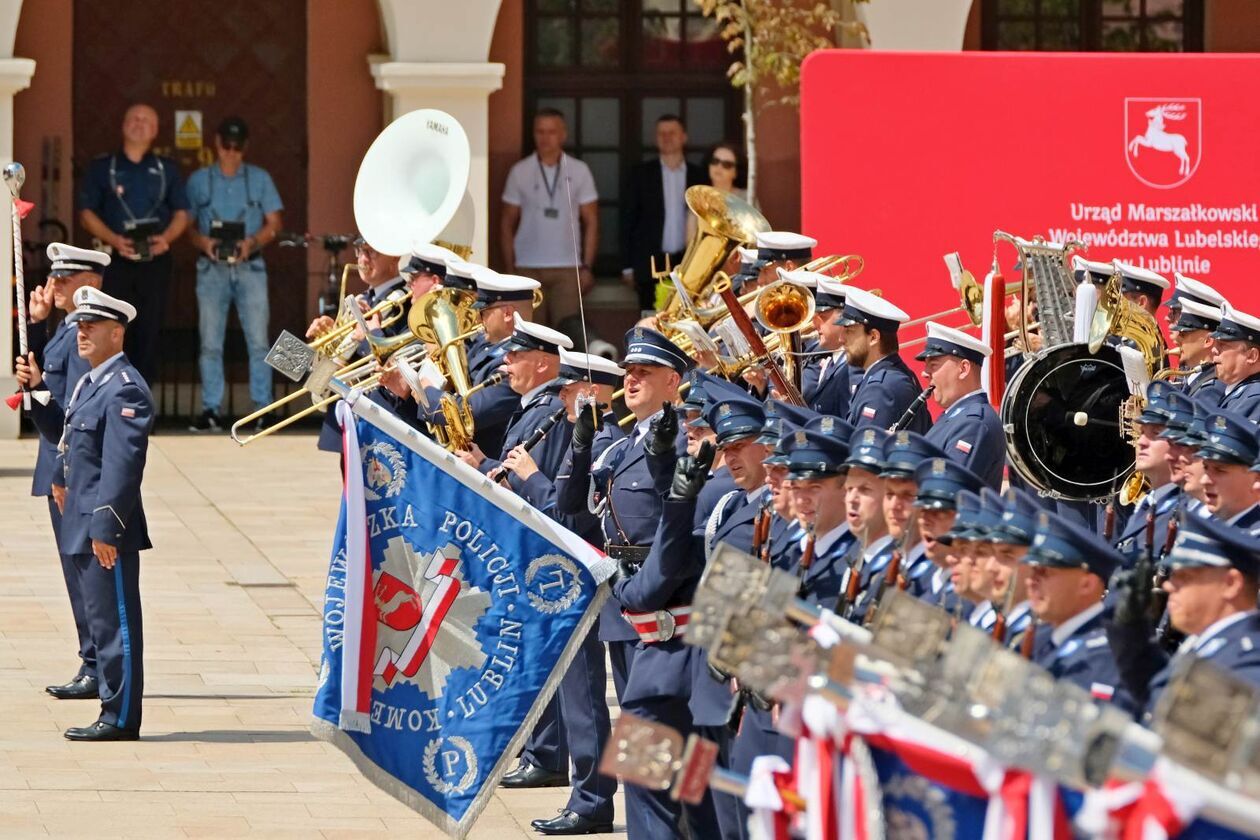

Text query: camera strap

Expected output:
[206,164,254,224]
[109,153,167,224]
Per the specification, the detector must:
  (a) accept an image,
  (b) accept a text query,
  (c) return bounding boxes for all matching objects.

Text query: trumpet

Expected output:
[309,285,410,355]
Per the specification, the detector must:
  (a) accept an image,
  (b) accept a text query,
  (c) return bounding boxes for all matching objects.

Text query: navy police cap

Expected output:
[1211,302,1260,346]
[844,426,889,472]
[880,430,948,480]
[785,427,850,479]
[990,487,1042,546]
[1197,409,1260,466]
[913,457,985,511]
[1022,509,1123,581]
[623,326,694,374]
[1166,510,1260,577]
[707,394,767,446]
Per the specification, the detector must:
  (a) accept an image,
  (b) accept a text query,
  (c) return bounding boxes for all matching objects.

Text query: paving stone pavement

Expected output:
[0,435,626,838]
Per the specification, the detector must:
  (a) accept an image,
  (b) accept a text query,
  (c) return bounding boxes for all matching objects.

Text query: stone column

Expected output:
[370,61,505,264]
[857,0,974,50]
[0,56,36,439]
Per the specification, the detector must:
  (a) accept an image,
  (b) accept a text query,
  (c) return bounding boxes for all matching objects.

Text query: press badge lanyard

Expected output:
[109,154,167,223]
[536,153,562,219]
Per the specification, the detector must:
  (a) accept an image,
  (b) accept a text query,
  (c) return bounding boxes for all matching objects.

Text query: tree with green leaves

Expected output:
[698,0,869,203]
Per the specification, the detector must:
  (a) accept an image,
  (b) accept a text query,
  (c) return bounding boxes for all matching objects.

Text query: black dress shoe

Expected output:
[531,809,613,835]
[500,762,569,789]
[64,721,139,742]
[45,674,99,700]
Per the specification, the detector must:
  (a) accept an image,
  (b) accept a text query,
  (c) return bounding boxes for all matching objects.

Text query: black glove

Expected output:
[572,402,604,452]
[669,440,715,501]
[645,401,678,458]
[1110,567,1152,629]
[608,557,639,589]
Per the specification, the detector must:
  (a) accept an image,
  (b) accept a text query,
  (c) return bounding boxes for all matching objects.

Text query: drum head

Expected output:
[1002,343,1135,500]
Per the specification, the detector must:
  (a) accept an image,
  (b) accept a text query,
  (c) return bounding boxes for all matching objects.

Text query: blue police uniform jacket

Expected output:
[611,467,738,724]
[36,355,154,554]
[901,544,934,597]
[925,391,1005,489]
[317,277,413,452]
[30,320,90,497]
[915,565,963,616]
[1184,365,1225,408]
[998,602,1035,651]
[554,421,642,644]
[1034,607,1136,716]
[783,523,859,612]
[847,535,898,624]
[1228,503,1260,535]
[438,333,518,458]
[1141,611,1260,720]
[801,350,852,418]
[477,382,569,497]
[846,353,931,433]
[1113,484,1181,568]
[1219,373,1260,422]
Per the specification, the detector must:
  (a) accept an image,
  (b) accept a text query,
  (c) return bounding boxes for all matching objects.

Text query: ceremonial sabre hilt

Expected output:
[6,162,28,410]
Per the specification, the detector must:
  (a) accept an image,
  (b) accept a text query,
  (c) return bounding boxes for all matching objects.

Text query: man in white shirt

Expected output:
[500,108,599,330]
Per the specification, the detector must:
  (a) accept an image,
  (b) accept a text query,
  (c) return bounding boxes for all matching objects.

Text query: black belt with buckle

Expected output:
[606,544,650,565]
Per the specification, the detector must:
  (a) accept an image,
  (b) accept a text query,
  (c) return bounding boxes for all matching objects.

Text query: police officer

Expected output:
[556,327,692,699]
[1113,382,1183,566]
[22,287,154,740]
[1163,271,1226,339]
[19,245,106,698]
[1195,409,1260,522]
[837,285,931,434]
[1211,302,1260,421]
[185,117,284,432]
[942,491,995,628]
[918,322,1004,489]
[79,104,189,386]
[909,457,985,612]
[1171,299,1225,407]
[842,427,897,623]
[784,419,859,611]
[752,230,815,288]
[1022,509,1134,714]
[1115,260,1170,318]
[1110,511,1260,720]
[310,237,411,456]
[878,431,948,596]
[976,487,1035,649]
[799,272,853,417]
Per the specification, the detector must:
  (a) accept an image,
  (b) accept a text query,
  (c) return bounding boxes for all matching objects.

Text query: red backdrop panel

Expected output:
[800,51,1260,323]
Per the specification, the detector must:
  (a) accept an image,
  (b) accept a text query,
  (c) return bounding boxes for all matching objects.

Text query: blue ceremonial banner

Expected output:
[311,395,612,838]
[868,746,990,839]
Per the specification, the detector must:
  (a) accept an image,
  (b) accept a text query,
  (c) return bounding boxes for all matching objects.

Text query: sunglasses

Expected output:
[220,142,244,152]
[709,157,737,170]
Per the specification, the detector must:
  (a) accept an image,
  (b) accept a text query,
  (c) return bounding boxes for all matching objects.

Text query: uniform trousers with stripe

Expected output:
[50,498,96,678]
[75,550,144,730]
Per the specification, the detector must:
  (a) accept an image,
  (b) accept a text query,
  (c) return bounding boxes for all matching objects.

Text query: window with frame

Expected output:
[526,1,742,274]
[983,0,1204,52]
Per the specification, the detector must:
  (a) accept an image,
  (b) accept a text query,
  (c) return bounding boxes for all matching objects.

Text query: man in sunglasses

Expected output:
[186,117,284,433]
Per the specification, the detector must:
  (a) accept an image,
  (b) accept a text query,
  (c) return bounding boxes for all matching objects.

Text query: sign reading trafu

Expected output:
[801,52,1260,312]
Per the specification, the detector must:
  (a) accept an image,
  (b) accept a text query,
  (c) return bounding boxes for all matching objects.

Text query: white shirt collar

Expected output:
[660,156,685,172]
[633,409,662,443]
[1051,601,1104,648]
[811,521,851,556]
[864,533,894,561]
[90,352,126,382]
[518,380,549,409]
[968,599,993,626]
[1192,609,1255,652]
[931,566,949,593]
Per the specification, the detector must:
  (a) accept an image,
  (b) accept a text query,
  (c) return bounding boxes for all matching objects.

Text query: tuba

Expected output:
[230,109,472,446]
[658,186,769,323]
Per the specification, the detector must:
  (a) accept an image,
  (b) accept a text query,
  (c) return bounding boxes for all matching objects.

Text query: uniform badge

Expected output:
[820,416,834,433]
[955,439,973,454]
[861,405,876,419]
[895,431,910,444]
[120,407,136,418]
[794,430,807,446]
[930,459,946,475]
[861,429,876,444]
[1213,416,1228,430]
[718,403,732,417]
[633,327,644,341]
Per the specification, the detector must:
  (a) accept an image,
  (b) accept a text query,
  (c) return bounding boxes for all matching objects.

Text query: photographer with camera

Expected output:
[185,117,284,432]
[80,103,190,388]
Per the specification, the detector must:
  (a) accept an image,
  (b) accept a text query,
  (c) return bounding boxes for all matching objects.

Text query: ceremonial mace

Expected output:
[5,162,30,411]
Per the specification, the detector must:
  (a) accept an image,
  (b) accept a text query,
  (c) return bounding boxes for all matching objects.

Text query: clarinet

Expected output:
[890,385,936,432]
[487,406,567,484]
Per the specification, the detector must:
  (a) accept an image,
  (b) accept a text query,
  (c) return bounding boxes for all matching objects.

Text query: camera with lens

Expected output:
[122,218,161,261]
[210,220,246,263]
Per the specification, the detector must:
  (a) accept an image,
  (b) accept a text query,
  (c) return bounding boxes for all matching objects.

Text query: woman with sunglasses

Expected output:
[705,142,746,200]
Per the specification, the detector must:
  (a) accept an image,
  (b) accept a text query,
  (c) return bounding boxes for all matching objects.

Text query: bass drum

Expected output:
[1002,342,1135,501]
